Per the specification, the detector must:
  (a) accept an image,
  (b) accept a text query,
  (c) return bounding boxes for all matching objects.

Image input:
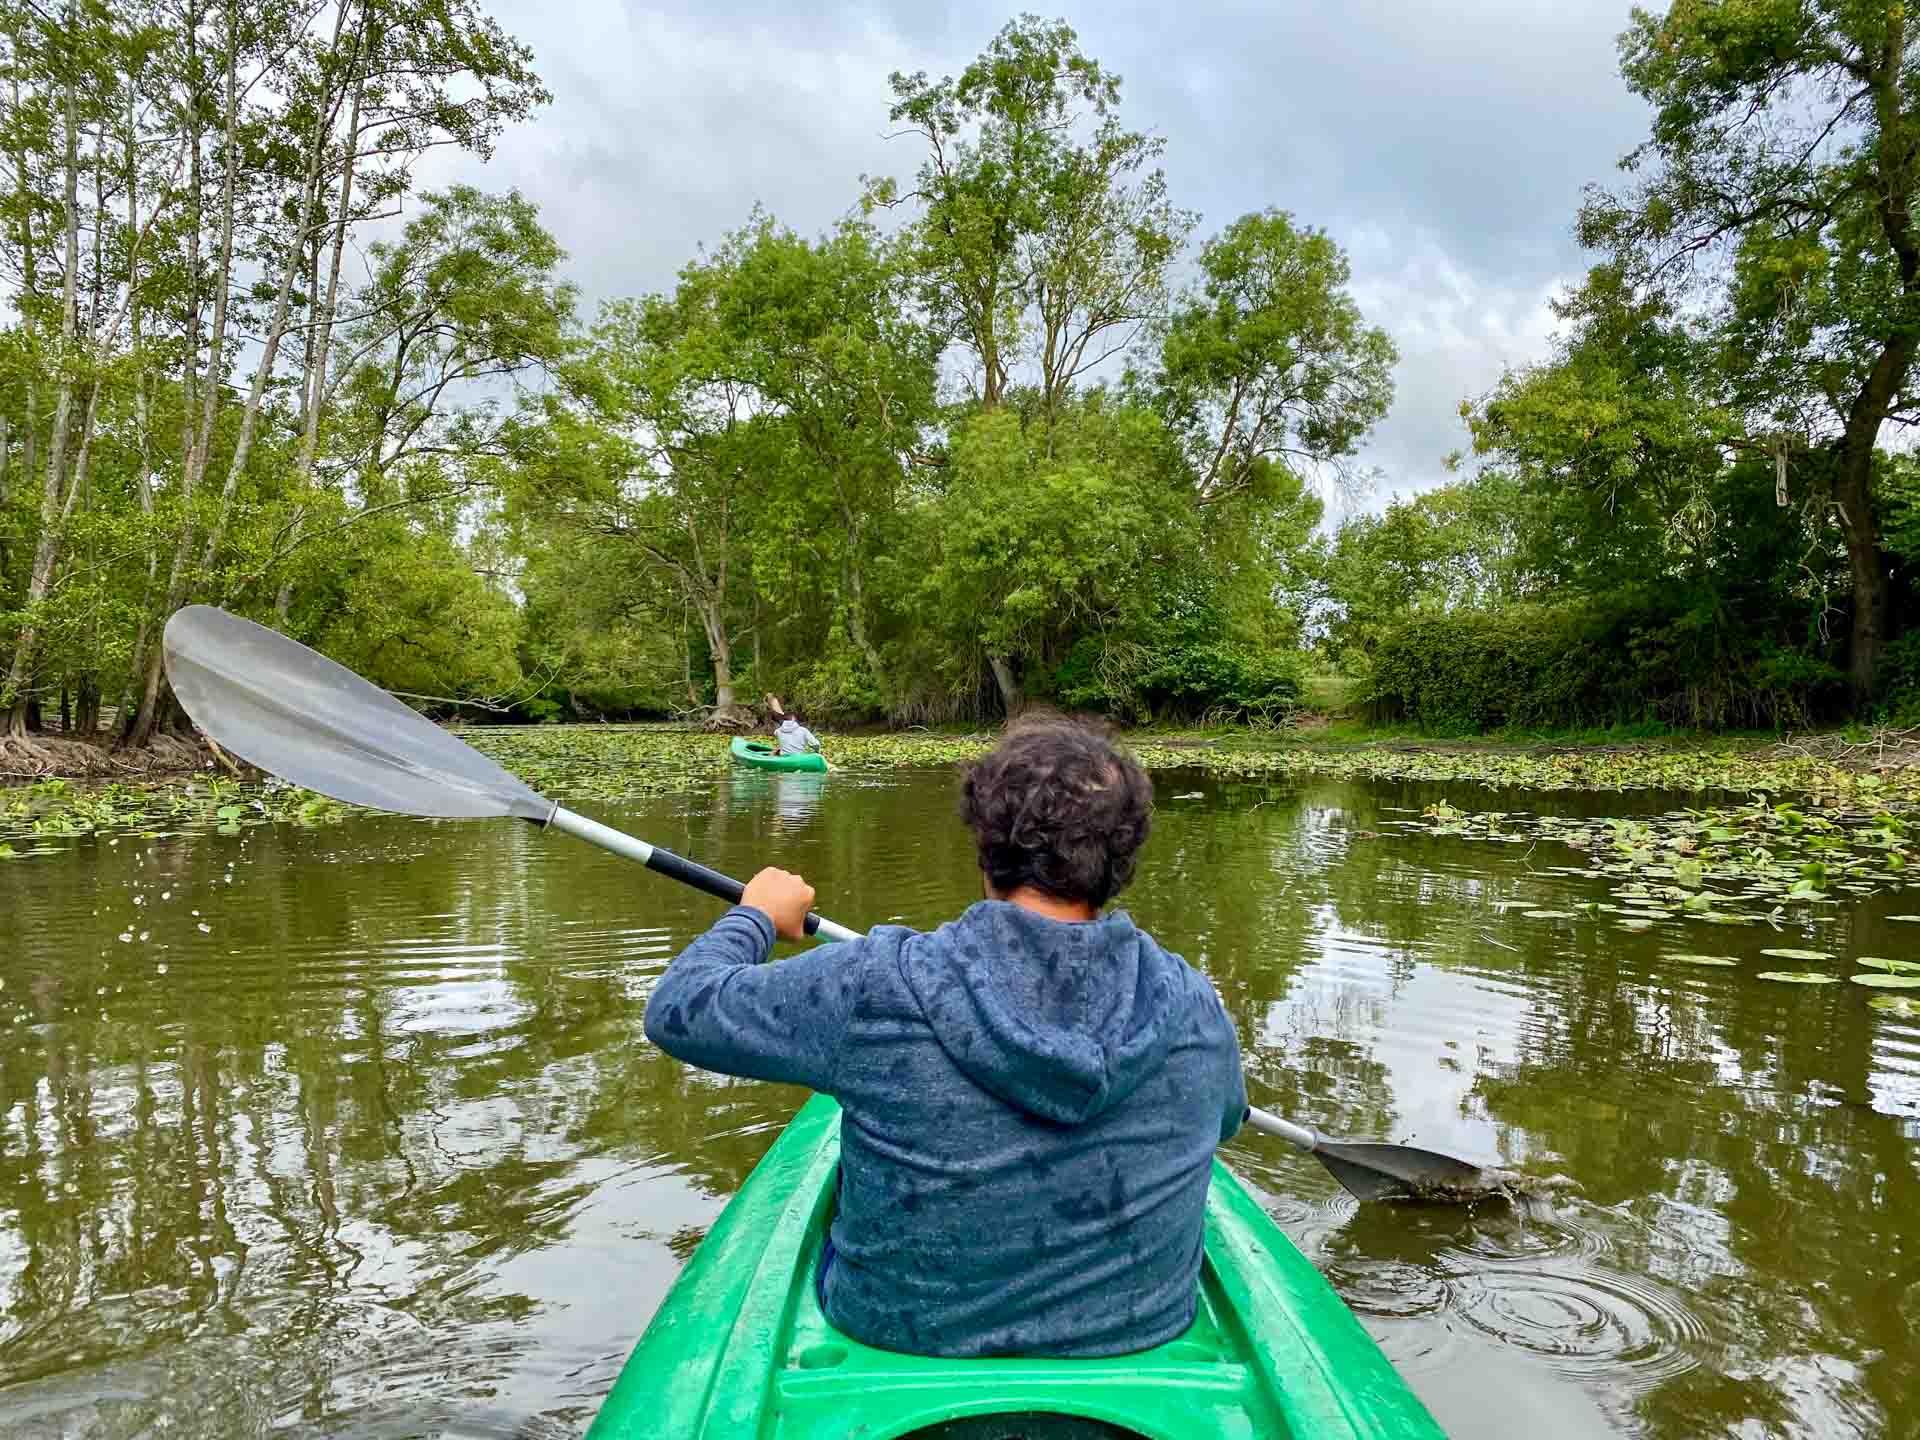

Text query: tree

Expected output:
[1322,477,1529,664]
[1464,274,1734,598]
[507,248,792,719]
[118,0,547,746]
[907,392,1193,712]
[869,15,1190,415]
[1582,0,1920,698]
[699,216,937,690]
[1142,210,1396,507]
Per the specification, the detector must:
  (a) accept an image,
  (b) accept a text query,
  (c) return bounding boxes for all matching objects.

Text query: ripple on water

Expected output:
[1450,1262,1707,1388]
[1296,1191,1702,1392]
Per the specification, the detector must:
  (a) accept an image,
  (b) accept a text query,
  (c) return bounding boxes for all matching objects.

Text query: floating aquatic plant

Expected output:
[1858,957,1920,974]
[1756,971,1841,984]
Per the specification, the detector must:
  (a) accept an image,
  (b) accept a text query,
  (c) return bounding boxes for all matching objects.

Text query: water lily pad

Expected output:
[1756,971,1841,984]
[1523,910,1576,920]
[1850,974,1920,989]
[1858,957,1920,974]
[1759,948,1833,961]
[1869,996,1920,1016]
[1890,915,1920,923]
[1667,954,1739,967]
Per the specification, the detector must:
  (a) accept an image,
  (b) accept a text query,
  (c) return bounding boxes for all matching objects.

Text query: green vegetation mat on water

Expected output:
[4,727,1919,869]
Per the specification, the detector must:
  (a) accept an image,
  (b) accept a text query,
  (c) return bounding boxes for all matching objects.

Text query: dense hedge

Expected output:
[1364,599,1851,732]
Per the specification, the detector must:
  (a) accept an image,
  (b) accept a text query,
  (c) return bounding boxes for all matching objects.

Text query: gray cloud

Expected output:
[423,0,1653,507]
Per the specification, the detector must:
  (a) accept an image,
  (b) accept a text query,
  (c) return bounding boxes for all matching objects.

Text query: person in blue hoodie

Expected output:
[643,714,1246,1359]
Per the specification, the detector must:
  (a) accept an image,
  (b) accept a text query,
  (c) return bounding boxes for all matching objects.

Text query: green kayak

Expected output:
[586,1095,1446,1440]
[731,736,828,773]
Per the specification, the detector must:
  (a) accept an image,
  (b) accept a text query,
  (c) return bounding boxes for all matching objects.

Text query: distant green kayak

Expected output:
[586,1094,1446,1440]
[730,736,828,773]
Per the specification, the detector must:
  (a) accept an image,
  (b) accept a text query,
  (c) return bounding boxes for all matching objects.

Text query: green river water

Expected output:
[2,765,1917,1438]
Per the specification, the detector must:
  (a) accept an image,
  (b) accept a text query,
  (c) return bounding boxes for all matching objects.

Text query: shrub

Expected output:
[1052,632,1302,724]
[1365,599,1850,732]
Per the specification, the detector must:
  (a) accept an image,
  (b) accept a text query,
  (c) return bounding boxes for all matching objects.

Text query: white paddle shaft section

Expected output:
[547,806,656,865]
[1245,1106,1317,1153]
[546,806,863,945]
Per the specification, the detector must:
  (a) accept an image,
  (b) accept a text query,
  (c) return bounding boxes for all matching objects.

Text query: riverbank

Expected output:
[0,731,222,780]
[6,721,1918,856]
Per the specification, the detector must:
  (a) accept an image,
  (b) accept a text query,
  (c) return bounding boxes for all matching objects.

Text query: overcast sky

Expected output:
[422,0,1654,522]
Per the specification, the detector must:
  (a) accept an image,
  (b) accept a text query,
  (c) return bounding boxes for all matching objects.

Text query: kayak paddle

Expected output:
[162,605,858,942]
[161,604,1522,1203]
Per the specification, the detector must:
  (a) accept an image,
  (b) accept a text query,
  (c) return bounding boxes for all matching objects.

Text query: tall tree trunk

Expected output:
[988,653,1022,717]
[1834,442,1894,701]
[123,71,160,705]
[199,0,349,588]
[129,3,238,748]
[280,73,364,624]
[10,67,39,526]
[178,0,204,477]
[701,601,737,711]
[76,677,99,735]
[4,35,84,738]
[0,413,9,577]
[1835,329,1914,703]
[843,550,885,681]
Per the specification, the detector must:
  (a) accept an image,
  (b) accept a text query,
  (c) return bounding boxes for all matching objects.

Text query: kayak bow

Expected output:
[731,735,829,773]
[586,1096,1446,1440]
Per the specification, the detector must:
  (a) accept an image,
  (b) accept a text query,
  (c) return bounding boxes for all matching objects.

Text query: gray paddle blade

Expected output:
[163,605,551,821]
[1314,1139,1502,1204]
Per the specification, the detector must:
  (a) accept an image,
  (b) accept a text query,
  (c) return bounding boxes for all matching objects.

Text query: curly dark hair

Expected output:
[959,714,1154,908]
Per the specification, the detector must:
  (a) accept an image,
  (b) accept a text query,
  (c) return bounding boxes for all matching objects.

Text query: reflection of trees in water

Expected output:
[1137,774,1920,1438]
[0,818,805,1425]
[5,772,1916,1437]
[1473,967,1919,1439]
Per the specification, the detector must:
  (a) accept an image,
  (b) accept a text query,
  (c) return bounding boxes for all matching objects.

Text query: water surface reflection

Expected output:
[1,769,1915,1437]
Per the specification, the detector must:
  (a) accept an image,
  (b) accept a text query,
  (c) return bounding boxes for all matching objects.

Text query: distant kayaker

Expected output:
[645,715,1245,1359]
[773,711,821,758]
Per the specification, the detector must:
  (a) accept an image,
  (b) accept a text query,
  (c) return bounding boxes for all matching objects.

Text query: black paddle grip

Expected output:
[645,845,825,936]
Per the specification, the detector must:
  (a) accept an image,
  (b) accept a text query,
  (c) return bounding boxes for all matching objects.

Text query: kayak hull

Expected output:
[731,736,828,773]
[586,1095,1446,1440]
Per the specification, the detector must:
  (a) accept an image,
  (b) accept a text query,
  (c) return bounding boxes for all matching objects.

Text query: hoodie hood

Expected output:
[902,901,1182,1126]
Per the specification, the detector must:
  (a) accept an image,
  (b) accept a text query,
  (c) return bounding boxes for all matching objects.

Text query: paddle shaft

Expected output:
[1244,1107,1316,1151]
[546,807,862,944]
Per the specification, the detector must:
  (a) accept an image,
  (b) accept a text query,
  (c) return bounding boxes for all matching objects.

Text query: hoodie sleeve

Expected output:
[1220,1041,1249,1143]
[643,905,863,1092]
[1210,985,1248,1143]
